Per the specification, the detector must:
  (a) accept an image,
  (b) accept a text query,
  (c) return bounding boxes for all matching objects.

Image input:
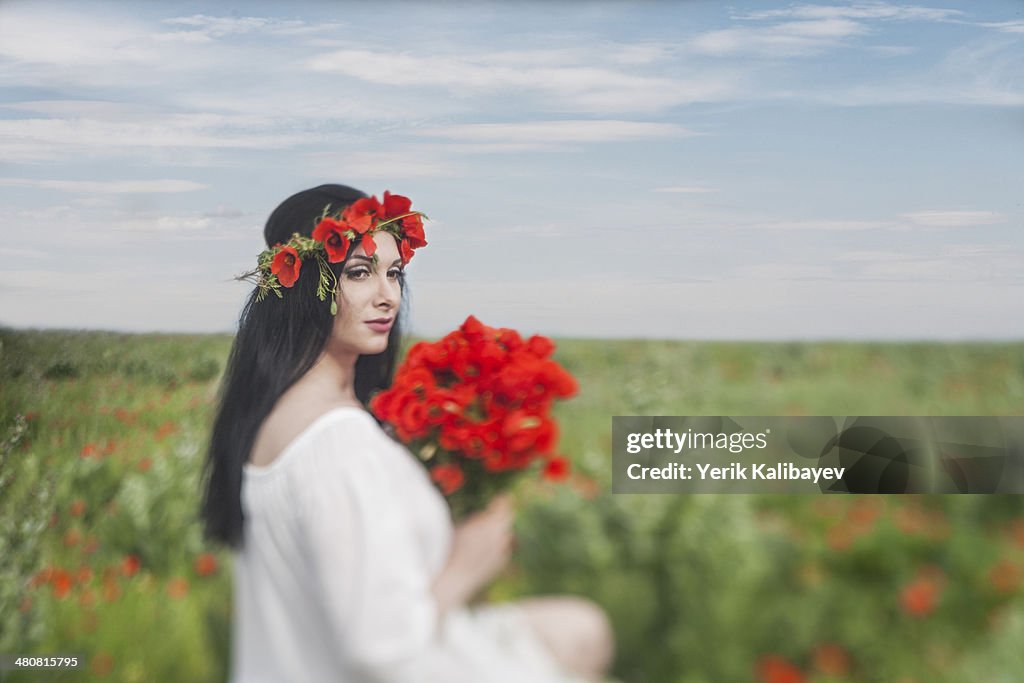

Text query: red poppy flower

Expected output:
[402,213,427,248]
[900,574,941,617]
[271,245,302,287]
[30,567,54,588]
[812,643,850,676]
[343,196,381,234]
[70,499,87,517]
[63,528,81,547]
[755,654,806,683]
[313,217,352,263]
[101,579,122,602]
[360,232,377,258]
[51,569,73,599]
[78,588,96,608]
[431,463,465,495]
[167,577,189,599]
[83,534,100,555]
[543,456,570,481]
[381,191,412,220]
[121,554,141,578]
[195,553,219,577]
[399,239,414,265]
[91,652,114,676]
[988,559,1020,595]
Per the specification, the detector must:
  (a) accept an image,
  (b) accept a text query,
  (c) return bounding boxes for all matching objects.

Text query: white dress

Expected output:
[229,406,586,683]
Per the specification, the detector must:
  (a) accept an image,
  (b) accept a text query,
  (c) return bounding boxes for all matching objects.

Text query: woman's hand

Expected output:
[430,493,516,616]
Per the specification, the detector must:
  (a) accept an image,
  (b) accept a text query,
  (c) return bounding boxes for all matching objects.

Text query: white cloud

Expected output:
[653,186,719,194]
[0,115,315,163]
[978,21,1024,35]
[415,120,698,144]
[737,4,964,23]
[730,264,834,279]
[161,14,344,37]
[831,244,1024,283]
[690,19,868,57]
[0,247,47,259]
[0,9,157,66]
[745,219,900,231]
[307,48,738,112]
[832,250,906,262]
[902,211,1007,227]
[304,150,460,180]
[0,178,208,194]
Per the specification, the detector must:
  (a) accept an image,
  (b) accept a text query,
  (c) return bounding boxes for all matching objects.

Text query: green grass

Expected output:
[2,327,1023,682]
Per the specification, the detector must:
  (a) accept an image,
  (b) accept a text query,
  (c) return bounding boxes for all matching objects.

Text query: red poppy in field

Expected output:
[825,522,855,551]
[155,421,178,440]
[30,567,54,588]
[195,553,219,577]
[846,497,883,528]
[63,528,81,547]
[988,559,1021,595]
[900,572,943,617]
[51,569,73,599]
[76,566,93,583]
[78,588,96,608]
[812,643,850,676]
[570,472,601,500]
[83,534,99,555]
[101,579,122,602]
[90,652,114,676]
[756,654,806,683]
[542,456,570,482]
[167,577,189,599]
[270,245,301,287]
[1009,518,1024,549]
[80,443,97,458]
[138,457,152,473]
[69,499,87,517]
[120,555,141,578]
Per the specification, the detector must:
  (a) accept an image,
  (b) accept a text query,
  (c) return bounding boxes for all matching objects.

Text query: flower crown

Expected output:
[236,191,428,315]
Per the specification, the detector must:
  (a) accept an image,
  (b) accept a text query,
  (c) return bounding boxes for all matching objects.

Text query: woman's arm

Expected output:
[430,494,516,618]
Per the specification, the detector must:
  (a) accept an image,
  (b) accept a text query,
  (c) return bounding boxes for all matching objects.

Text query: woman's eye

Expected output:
[388,269,405,280]
[345,268,370,280]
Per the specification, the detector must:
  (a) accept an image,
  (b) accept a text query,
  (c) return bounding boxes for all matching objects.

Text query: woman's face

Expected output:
[331,232,403,357]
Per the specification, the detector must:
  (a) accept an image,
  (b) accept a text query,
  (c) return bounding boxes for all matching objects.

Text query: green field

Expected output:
[2,328,1023,682]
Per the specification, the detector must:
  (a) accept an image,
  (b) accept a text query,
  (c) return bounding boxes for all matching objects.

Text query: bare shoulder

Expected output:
[248,394,363,468]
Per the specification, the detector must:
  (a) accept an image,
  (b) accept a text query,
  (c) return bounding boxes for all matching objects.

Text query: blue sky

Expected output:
[1,1,1021,339]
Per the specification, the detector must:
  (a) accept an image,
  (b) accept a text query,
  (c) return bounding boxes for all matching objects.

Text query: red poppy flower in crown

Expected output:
[235,191,428,315]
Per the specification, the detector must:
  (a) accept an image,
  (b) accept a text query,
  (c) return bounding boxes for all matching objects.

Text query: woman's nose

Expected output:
[377,274,399,309]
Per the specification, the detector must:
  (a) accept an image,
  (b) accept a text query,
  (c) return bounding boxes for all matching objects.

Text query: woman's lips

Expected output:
[365,319,393,333]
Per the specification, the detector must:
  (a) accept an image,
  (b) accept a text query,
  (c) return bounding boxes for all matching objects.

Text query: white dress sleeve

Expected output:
[296,416,440,683]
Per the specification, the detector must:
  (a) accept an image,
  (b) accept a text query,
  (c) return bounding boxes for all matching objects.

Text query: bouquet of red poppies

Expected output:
[370,315,578,519]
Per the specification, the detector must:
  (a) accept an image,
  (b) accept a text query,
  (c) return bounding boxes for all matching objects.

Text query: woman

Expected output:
[200,184,614,682]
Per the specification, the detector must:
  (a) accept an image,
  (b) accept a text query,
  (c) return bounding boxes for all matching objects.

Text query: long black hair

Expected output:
[200,184,407,548]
